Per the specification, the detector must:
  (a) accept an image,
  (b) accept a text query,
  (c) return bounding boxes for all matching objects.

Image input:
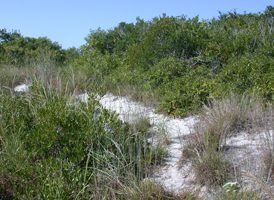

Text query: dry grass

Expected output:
[182,92,267,188]
[242,170,274,200]
[89,171,200,200]
[258,106,274,193]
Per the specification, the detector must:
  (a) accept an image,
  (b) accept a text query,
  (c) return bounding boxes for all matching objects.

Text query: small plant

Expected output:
[130,115,151,134]
[222,182,240,197]
[193,149,232,186]
[217,181,262,200]
[129,115,169,172]
[261,129,274,182]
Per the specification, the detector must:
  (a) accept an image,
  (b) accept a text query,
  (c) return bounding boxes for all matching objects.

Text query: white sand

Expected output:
[14,84,29,93]
[98,92,198,192]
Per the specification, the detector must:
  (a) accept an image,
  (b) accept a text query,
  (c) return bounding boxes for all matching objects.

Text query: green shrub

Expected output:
[214,54,274,100]
[0,80,161,198]
[156,65,213,117]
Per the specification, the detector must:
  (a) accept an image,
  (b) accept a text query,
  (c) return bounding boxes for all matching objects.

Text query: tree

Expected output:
[265,5,274,17]
[0,28,21,43]
[0,30,65,65]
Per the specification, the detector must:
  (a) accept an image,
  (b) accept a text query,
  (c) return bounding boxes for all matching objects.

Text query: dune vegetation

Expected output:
[0,6,274,199]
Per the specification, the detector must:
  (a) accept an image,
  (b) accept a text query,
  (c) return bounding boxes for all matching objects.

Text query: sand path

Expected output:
[98,92,198,192]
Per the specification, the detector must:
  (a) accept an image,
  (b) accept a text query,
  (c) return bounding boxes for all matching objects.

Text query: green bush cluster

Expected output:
[0,81,161,198]
[0,29,80,66]
[75,6,274,117]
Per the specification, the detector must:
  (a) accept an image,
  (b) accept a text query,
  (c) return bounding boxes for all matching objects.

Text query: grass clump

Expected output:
[259,107,274,185]
[182,92,266,187]
[192,149,232,186]
[131,115,151,134]
[217,181,262,200]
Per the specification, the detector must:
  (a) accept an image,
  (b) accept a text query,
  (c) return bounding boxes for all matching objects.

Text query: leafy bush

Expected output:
[74,6,274,117]
[0,29,81,66]
[214,54,274,100]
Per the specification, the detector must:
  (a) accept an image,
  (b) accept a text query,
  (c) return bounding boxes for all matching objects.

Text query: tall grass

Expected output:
[182,91,274,198]
[0,58,88,96]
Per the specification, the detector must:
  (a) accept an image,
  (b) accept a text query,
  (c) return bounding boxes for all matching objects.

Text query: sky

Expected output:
[1,0,273,49]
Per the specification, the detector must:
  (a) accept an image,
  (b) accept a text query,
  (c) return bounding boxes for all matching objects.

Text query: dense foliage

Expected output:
[76,6,274,116]
[0,29,80,66]
[0,80,163,198]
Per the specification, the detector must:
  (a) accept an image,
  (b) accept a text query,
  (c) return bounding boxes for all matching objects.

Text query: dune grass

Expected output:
[181,92,274,198]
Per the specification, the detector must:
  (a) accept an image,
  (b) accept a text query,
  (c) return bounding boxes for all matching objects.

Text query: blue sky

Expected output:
[1,0,273,49]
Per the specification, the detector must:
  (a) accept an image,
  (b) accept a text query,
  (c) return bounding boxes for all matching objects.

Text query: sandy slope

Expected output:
[98,92,199,192]
[97,92,268,196]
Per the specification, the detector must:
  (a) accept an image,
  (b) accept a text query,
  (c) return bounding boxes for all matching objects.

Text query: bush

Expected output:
[214,54,274,100]
[0,80,161,198]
